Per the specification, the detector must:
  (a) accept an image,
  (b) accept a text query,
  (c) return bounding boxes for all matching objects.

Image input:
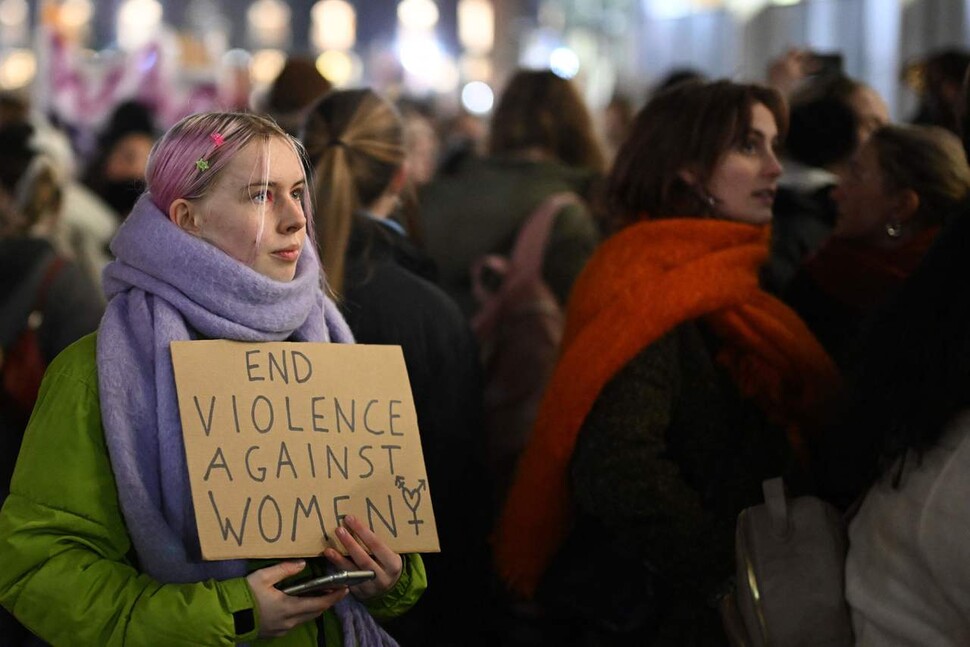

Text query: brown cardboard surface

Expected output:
[170,340,439,560]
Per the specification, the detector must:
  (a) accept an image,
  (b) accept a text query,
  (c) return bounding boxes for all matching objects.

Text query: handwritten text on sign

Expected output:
[171,340,439,560]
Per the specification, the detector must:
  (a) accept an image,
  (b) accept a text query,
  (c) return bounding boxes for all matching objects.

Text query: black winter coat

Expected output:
[541,321,799,647]
[1,237,104,501]
[338,215,493,646]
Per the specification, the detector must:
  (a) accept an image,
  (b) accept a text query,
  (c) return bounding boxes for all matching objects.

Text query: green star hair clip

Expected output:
[195,158,210,172]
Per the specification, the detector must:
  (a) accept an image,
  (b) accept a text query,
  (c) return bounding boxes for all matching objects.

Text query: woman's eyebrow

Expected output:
[244,180,306,190]
[747,128,781,146]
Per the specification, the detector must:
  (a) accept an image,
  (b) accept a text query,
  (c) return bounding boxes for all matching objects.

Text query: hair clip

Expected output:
[210,132,224,147]
[195,158,210,172]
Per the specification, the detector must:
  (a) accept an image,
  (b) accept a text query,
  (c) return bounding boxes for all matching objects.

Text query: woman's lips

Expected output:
[272,247,301,262]
[753,189,776,205]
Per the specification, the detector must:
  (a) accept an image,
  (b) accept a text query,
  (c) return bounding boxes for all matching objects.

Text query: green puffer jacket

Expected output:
[0,334,426,646]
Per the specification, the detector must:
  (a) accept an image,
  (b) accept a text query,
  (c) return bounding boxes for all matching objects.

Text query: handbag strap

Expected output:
[32,255,66,314]
[510,192,582,279]
[762,477,790,537]
[26,255,67,331]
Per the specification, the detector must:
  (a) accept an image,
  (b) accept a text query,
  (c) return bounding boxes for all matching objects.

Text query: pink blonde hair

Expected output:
[146,111,310,215]
[144,111,318,262]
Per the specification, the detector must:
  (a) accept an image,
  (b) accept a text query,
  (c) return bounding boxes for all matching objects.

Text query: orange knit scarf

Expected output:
[492,218,841,598]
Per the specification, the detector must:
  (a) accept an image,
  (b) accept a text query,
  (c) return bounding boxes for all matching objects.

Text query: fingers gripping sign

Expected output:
[247,560,349,638]
[325,515,405,601]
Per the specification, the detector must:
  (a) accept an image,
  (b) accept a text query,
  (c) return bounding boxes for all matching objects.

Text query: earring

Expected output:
[885,221,903,238]
[696,188,717,208]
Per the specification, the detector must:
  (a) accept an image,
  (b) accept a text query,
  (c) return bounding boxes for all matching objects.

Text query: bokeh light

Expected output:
[0,49,36,89]
[250,48,286,85]
[549,47,579,79]
[397,0,440,30]
[316,49,361,87]
[117,0,162,51]
[461,81,493,114]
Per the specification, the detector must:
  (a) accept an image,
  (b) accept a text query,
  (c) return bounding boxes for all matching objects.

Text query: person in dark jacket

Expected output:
[419,69,604,318]
[907,48,970,134]
[303,88,493,647]
[764,73,890,294]
[820,73,970,644]
[494,80,840,646]
[785,124,970,374]
[0,122,103,499]
[81,100,157,221]
[0,121,103,647]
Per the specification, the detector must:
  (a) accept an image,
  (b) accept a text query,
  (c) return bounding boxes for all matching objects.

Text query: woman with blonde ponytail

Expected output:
[304,89,407,293]
[303,90,493,646]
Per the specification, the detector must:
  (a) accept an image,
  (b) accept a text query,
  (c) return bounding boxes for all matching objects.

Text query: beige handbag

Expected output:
[721,478,854,647]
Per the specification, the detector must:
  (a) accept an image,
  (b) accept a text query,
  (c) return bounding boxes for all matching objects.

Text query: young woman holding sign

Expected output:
[0,112,425,646]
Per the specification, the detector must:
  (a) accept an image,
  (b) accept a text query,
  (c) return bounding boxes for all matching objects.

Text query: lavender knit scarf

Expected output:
[98,194,397,647]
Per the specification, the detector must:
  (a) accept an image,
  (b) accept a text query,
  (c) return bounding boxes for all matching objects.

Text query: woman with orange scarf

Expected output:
[492,80,841,646]
[785,124,970,375]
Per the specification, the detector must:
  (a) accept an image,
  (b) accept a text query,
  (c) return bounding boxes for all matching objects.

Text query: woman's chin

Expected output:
[256,262,298,282]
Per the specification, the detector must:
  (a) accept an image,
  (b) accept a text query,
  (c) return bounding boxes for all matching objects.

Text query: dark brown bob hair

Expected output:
[607,79,788,230]
[489,69,606,174]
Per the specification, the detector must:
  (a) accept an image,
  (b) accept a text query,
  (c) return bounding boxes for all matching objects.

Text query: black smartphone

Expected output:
[279,570,376,597]
[808,52,844,78]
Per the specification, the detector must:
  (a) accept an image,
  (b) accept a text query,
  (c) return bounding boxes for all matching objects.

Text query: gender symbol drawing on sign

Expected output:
[395,476,426,535]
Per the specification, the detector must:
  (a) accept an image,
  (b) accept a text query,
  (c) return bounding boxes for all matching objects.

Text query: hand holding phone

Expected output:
[279,570,376,597]
[249,560,348,639]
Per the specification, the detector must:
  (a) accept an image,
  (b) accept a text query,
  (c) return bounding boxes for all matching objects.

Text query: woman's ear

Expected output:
[389,165,408,194]
[894,188,920,223]
[678,168,698,187]
[169,198,201,235]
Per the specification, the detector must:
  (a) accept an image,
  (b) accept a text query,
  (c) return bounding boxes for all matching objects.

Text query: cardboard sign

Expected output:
[171,340,439,560]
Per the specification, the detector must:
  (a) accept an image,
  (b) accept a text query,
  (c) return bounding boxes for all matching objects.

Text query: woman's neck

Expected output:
[366,192,399,219]
[848,221,929,252]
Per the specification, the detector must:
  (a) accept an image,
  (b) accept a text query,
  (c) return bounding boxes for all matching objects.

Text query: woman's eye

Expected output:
[291,189,305,202]
[252,189,272,204]
[739,140,757,154]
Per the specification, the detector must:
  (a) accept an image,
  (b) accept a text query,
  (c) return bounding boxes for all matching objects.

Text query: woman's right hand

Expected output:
[247,560,349,638]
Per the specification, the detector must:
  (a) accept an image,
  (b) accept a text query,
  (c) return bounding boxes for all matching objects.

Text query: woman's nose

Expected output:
[279,196,306,233]
[764,151,783,178]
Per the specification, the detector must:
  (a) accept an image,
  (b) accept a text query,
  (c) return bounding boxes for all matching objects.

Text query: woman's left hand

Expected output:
[325,514,404,600]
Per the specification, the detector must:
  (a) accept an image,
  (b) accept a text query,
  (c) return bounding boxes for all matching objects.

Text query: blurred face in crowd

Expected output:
[104,133,154,181]
[404,113,439,187]
[170,137,308,281]
[831,140,897,242]
[848,85,890,144]
[704,102,783,225]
